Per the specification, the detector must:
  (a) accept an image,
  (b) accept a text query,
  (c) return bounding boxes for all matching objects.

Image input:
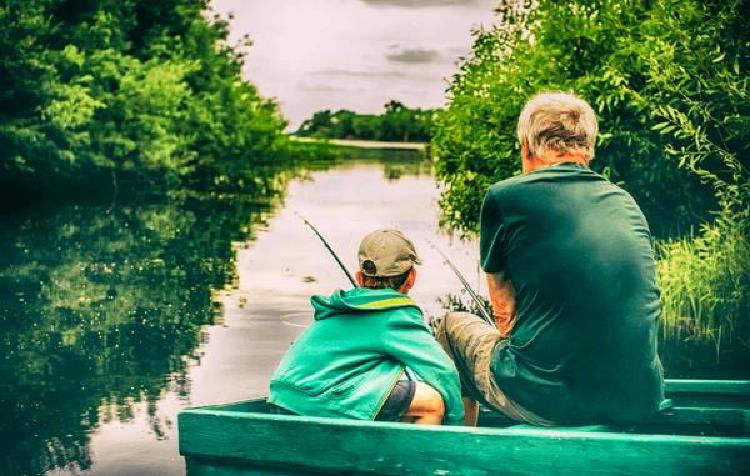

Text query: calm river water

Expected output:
[1,152,746,475]
[1,153,487,475]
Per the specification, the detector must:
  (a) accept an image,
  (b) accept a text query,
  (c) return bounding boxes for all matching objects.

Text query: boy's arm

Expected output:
[379,313,465,425]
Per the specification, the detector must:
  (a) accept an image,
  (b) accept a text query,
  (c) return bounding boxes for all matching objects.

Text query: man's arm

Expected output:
[479,189,515,336]
[486,272,516,337]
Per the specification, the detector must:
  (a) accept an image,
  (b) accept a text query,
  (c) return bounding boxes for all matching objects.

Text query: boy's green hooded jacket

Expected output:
[268,288,464,425]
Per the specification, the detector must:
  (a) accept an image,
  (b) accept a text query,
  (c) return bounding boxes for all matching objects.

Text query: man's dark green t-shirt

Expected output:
[480,163,664,424]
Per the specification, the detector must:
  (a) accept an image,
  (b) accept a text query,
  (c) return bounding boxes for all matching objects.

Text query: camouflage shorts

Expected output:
[435,311,553,425]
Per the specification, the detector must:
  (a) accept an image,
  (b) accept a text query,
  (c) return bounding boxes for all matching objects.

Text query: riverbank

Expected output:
[290,135,428,151]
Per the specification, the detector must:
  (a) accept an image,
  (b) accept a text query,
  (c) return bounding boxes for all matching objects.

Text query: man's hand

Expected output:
[486,272,516,337]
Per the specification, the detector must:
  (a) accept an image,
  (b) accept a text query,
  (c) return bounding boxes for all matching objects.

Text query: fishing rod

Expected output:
[427,240,494,325]
[294,212,358,288]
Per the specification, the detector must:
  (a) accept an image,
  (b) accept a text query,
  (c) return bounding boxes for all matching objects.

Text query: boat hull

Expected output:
[179,380,750,475]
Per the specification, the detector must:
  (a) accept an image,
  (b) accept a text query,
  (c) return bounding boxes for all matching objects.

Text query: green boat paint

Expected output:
[178,380,750,475]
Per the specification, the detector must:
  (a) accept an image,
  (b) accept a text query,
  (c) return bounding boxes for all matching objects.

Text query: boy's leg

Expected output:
[402,382,445,425]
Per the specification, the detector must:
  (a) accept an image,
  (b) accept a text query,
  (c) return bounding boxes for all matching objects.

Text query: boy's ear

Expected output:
[399,267,417,293]
[355,270,365,287]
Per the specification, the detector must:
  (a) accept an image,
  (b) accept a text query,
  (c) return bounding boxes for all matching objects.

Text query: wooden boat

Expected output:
[178,379,750,475]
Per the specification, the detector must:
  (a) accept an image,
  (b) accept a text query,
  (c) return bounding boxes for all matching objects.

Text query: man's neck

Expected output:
[541,151,589,166]
[523,151,590,173]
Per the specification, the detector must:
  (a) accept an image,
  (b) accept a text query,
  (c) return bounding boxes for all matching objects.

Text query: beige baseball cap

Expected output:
[358,229,422,277]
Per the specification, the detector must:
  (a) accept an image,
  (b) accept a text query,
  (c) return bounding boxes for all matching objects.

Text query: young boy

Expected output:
[269,229,464,425]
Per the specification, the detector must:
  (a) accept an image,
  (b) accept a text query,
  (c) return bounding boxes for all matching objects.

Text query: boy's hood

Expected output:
[311,288,419,321]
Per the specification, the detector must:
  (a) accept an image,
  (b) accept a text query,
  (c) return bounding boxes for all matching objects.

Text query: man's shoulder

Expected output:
[486,167,572,196]
[487,173,528,195]
[483,176,523,212]
[487,166,629,200]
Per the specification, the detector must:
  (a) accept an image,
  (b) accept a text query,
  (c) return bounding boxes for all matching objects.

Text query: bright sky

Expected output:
[210,0,498,129]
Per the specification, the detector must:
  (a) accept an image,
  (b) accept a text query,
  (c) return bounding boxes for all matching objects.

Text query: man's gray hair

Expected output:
[516,91,599,159]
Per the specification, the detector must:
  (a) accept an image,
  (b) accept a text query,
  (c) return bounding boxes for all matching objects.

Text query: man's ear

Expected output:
[355,270,365,287]
[399,267,417,294]
[521,139,532,172]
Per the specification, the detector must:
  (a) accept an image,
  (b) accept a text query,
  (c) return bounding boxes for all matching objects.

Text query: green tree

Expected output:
[297,110,334,137]
[0,0,287,200]
[433,0,750,356]
[433,0,748,235]
[296,101,435,142]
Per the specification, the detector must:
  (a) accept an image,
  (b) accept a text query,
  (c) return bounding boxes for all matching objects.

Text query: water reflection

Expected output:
[0,196,276,475]
[0,152,434,475]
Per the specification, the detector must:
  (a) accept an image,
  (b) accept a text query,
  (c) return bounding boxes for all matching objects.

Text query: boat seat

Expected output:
[480,398,678,431]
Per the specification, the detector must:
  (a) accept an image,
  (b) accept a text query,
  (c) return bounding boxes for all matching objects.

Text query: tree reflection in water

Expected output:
[0,195,277,475]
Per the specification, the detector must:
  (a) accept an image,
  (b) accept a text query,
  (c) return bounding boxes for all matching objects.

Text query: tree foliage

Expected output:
[0,0,287,197]
[0,195,277,474]
[433,0,750,352]
[433,0,749,236]
[296,100,436,142]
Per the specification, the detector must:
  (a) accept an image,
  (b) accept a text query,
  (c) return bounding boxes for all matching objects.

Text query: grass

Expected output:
[656,215,750,353]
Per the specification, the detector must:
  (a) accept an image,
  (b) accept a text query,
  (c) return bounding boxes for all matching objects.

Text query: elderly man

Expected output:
[437,91,665,426]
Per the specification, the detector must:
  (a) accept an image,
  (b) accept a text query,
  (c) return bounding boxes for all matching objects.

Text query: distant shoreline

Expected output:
[290,135,428,151]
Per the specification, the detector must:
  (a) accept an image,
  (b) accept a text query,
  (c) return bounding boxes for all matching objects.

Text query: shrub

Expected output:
[433,0,750,355]
[433,0,748,236]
